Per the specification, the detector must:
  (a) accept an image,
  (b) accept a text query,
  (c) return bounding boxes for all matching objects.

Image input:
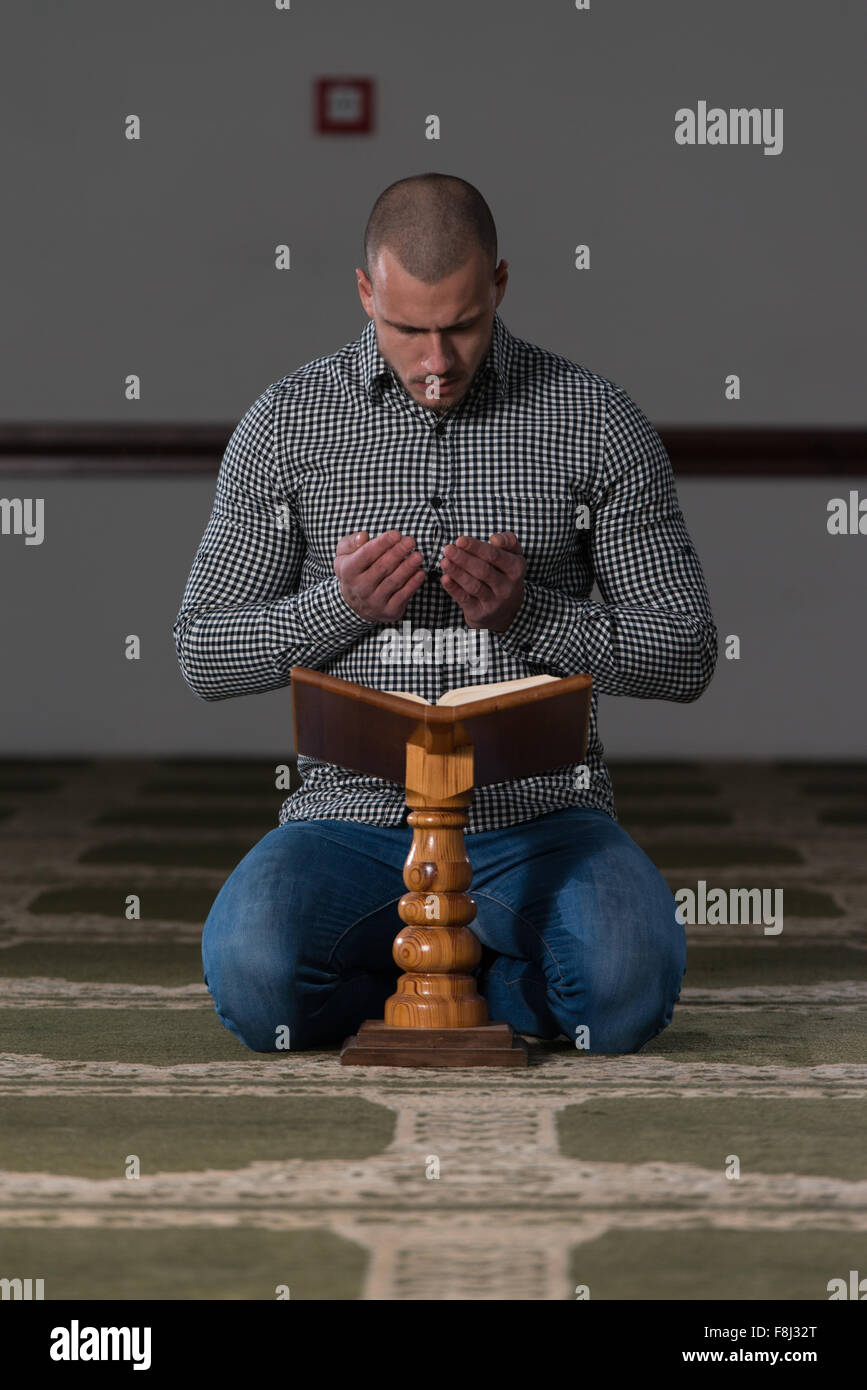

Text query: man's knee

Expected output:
[557,906,686,1054]
[201,847,312,1053]
[203,932,315,1053]
[569,979,680,1054]
[200,822,356,1051]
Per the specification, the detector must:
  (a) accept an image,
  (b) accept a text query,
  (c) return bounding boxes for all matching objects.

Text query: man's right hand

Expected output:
[334,529,426,622]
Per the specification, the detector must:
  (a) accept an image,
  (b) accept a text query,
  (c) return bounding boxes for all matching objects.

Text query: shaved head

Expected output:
[363,173,497,285]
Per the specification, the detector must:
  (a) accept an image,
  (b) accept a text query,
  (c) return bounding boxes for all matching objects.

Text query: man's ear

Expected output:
[493,258,509,310]
[356,267,374,318]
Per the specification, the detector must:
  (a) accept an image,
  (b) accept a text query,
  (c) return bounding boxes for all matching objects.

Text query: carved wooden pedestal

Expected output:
[340,725,528,1068]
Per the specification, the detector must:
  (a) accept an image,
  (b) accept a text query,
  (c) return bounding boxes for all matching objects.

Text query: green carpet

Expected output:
[93,806,279,829]
[78,839,254,868]
[557,1097,865,1179]
[639,840,804,868]
[569,1229,865,1301]
[0,1006,267,1063]
[0,1095,395,1175]
[0,1229,366,1300]
[0,943,204,984]
[27,885,221,922]
[0,757,865,1301]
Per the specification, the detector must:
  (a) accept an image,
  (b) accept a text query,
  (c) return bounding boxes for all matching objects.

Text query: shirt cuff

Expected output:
[281,575,380,665]
[496,579,608,672]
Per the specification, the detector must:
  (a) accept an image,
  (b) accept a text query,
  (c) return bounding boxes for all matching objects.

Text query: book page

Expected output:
[436,673,560,707]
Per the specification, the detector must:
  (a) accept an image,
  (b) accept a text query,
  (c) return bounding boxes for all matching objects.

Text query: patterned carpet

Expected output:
[0,758,865,1300]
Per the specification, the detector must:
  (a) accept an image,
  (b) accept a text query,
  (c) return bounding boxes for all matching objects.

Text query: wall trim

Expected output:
[0,424,864,475]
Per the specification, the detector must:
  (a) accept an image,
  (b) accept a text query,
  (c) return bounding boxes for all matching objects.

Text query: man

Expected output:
[173,173,717,1055]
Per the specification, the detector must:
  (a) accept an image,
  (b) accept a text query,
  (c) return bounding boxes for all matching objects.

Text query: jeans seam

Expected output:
[327,894,405,971]
[471,889,565,985]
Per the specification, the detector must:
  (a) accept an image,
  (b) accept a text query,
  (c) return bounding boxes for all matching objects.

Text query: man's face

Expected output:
[356,247,508,413]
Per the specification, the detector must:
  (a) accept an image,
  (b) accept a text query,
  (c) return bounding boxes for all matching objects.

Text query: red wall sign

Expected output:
[315,78,375,134]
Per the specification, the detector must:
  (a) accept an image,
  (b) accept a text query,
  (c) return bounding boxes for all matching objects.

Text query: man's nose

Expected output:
[421,337,453,375]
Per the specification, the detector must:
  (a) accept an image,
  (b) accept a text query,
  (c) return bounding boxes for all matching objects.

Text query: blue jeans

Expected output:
[201,806,686,1055]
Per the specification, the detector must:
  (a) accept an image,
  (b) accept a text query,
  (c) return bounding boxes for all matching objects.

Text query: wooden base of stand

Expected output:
[336,725,533,1069]
[339,1020,529,1068]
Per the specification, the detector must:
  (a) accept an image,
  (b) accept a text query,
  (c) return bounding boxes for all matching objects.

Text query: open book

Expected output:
[291,664,592,789]
[388,673,560,707]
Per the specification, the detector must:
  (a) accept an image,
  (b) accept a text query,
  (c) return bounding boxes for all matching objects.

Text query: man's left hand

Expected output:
[440,531,526,632]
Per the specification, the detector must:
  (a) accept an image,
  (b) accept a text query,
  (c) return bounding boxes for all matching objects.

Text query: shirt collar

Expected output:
[359,309,513,404]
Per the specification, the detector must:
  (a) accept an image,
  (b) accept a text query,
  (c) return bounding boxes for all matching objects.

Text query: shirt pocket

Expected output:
[489,492,583,583]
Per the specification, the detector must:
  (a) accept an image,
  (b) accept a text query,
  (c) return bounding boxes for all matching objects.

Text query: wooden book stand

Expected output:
[290,666,592,1068]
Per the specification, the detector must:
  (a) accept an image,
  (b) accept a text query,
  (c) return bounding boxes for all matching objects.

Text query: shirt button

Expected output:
[430,495,443,507]
[434,421,446,436]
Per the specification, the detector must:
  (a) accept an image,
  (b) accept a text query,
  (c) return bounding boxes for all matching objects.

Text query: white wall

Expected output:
[1,0,863,422]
